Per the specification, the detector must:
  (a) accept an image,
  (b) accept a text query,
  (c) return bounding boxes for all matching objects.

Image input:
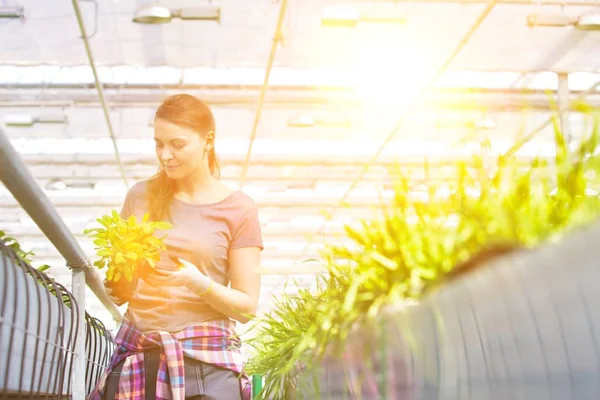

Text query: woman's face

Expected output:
[153,118,207,180]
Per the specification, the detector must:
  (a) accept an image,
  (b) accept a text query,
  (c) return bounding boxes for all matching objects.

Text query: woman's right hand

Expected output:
[104,280,121,304]
[104,278,131,306]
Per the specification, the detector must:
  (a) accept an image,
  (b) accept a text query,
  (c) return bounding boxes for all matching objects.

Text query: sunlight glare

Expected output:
[350,42,435,110]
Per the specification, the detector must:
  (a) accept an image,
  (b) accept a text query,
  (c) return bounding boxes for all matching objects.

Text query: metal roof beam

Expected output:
[0,195,401,209]
[29,258,328,276]
[18,153,552,167]
[385,0,600,4]
[2,88,598,110]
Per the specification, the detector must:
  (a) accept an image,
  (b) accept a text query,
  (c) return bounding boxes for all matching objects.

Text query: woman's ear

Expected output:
[205,132,215,151]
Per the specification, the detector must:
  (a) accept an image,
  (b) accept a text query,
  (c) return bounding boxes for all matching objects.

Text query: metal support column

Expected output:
[71,267,87,400]
[558,72,570,143]
[239,0,288,189]
[71,0,129,189]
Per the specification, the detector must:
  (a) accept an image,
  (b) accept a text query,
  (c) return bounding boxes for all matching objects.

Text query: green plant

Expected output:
[84,211,172,283]
[0,231,75,307]
[248,116,600,398]
[0,230,51,273]
[246,279,327,398]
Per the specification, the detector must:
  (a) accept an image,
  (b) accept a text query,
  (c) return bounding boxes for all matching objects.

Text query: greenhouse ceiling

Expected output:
[1,0,600,324]
[2,0,600,71]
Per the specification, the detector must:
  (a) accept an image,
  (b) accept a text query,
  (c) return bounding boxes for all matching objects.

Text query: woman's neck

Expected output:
[174,172,231,204]
[176,171,214,195]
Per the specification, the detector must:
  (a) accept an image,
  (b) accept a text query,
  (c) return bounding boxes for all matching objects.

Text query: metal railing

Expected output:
[0,240,79,398]
[0,240,117,398]
[0,127,122,399]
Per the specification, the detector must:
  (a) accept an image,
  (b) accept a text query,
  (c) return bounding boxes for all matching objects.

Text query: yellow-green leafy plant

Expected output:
[84,210,172,283]
[0,231,74,307]
[0,230,51,273]
[248,116,600,399]
[245,277,335,398]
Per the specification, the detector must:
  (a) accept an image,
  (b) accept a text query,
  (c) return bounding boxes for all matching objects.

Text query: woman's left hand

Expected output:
[143,256,212,293]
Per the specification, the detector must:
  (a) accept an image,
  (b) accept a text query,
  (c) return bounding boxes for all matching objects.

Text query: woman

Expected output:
[89,94,263,400]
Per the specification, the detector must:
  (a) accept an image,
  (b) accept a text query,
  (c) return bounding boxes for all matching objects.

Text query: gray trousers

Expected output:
[104,349,243,400]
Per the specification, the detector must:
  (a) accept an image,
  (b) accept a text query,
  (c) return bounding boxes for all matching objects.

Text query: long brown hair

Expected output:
[147,94,220,221]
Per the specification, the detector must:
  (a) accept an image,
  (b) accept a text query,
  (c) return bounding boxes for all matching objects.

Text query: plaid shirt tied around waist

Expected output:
[88,318,251,400]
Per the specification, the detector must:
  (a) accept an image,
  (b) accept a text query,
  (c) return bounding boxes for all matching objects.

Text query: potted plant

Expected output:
[84,211,172,304]
[247,117,600,399]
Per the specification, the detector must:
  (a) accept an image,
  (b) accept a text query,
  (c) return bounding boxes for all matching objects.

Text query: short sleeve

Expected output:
[119,186,138,219]
[230,206,263,251]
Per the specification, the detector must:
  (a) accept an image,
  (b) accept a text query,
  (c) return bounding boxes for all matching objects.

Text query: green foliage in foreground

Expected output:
[247,117,600,399]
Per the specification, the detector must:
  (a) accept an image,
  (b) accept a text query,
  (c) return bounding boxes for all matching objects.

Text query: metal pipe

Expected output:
[0,127,122,313]
[301,0,503,256]
[376,0,600,4]
[0,101,76,107]
[0,195,426,209]
[238,0,288,189]
[71,0,128,189]
[487,30,589,157]
[558,72,571,143]
[15,257,329,276]
[1,88,599,109]
[19,152,551,167]
[0,177,552,209]
[503,77,600,158]
[71,269,86,400]
[0,130,89,269]
[1,81,597,92]
[509,31,589,89]
[7,227,348,241]
[0,82,350,91]
[31,175,394,185]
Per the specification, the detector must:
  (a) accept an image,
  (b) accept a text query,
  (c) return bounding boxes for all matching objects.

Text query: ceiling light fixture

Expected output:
[526,13,575,28]
[471,117,497,130]
[287,115,351,128]
[575,14,600,31]
[527,12,600,31]
[3,113,68,127]
[0,6,25,19]
[4,114,35,127]
[133,4,221,24]
[287,115,317,127]
[45,179,68,191]
[45,179,96,191]
[435,117,496,131]
[321,6,405,28]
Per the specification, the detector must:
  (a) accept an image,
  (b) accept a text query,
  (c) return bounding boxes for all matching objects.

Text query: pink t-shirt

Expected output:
[119,180,263,332]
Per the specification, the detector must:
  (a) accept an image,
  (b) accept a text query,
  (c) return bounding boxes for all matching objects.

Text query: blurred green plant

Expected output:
[0,230,51,273]
[0,231,77,307]
[247,116,600,399]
